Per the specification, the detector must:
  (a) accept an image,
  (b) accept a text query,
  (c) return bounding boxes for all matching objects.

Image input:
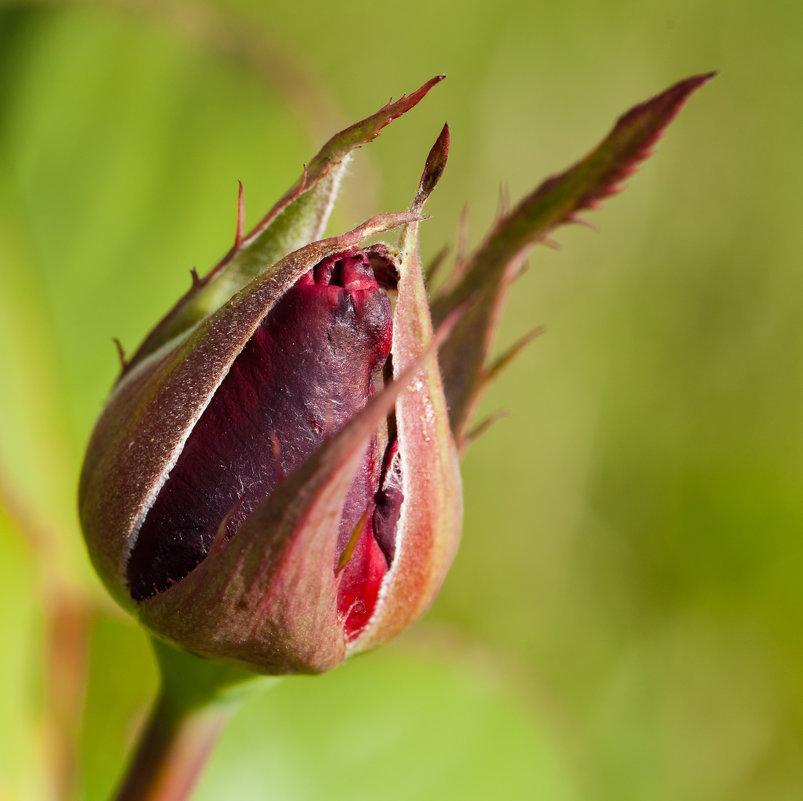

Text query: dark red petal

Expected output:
[128,251,392,600]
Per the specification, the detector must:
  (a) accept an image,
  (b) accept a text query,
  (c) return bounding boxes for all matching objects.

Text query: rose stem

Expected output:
[110,638,277,801]
[111,689,230,801]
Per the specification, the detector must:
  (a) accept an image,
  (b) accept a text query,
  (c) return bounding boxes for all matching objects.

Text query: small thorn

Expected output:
[513,258,531,282]
[497,183,511,220]
[485,325,546,383]
[241,163,314,249]
[466,409,510,446]
[541,236,561,250]
[456,206,469,265]
[234,180,245,248]
[190,267,202,289]
[568,216,597,231]
[498,253,527,290]
[113,338,128,371]
[424,244,450,286]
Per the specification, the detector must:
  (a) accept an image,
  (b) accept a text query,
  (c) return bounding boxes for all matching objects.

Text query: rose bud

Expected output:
[79,73,712,676]
[79,79,461,674]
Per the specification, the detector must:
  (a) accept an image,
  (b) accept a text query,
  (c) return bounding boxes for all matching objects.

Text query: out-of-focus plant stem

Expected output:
[44,581,90,800]
[1,0,345,144]
[0,472,90,801]
[2,0,383,222]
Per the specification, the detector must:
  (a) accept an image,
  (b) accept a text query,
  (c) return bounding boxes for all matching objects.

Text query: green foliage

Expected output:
[1,1,801,800]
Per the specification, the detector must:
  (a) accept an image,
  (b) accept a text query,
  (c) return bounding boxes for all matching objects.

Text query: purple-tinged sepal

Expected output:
[350,124,462,656]
[432,73,716,449]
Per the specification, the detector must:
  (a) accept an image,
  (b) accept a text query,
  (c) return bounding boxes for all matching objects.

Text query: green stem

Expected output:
[112,689,230,801]
[110,638,278,801]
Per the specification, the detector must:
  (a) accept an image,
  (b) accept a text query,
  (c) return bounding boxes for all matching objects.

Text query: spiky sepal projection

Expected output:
[432,73,715,448]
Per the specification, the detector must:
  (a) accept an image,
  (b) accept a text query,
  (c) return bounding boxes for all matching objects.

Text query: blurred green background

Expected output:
[1,1,801,799]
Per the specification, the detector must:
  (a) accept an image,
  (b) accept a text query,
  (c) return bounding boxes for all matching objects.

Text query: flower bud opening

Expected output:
[127,248,404,639]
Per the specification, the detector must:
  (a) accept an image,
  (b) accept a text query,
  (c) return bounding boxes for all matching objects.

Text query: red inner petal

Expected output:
[334,436,405,640]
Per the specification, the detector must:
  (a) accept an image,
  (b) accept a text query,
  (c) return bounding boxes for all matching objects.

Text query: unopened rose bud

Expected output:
[79,80,461,674]
[127,246,398,641]
[79,73,711,675]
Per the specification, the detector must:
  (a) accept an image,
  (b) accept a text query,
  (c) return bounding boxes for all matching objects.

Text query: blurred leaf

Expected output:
[0,4,309,467]
[199,645,576,801]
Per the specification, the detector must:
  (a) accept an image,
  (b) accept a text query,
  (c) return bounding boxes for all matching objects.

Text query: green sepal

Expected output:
[125,76,445,371]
